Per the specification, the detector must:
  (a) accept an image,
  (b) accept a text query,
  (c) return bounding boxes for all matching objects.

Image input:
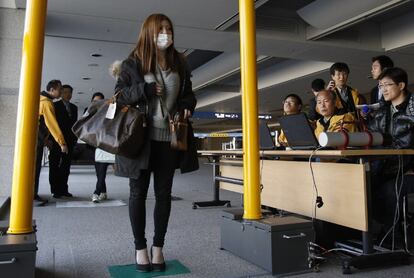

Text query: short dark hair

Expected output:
[372,55,394,70]
[91,92,105,101]
[330,62,350,75]
[62,84,73,93]
[283,93,303,106]
[46,80,62,92]
[379,67,408,92]
[311,78,325,92]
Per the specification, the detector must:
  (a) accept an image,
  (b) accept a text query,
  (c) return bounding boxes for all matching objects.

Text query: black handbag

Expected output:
[72,93,147,158]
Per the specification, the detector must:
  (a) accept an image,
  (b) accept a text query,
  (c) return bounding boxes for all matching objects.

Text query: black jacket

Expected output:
[53,100,78,147]
[368,92,414,176]
[370,86,384,104]
[114,55,199,179]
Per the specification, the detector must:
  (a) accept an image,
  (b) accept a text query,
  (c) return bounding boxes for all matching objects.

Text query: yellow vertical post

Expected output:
[239,0,261,220]
[8,0,48,234]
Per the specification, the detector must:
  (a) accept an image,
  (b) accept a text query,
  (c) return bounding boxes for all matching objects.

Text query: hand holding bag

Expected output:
[169,111,188,151]
[156,66,188,151]
[72,92,147,158]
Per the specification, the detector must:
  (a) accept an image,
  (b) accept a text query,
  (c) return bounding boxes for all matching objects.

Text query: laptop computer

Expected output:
[259,120,277,150]
[279,113,320,150]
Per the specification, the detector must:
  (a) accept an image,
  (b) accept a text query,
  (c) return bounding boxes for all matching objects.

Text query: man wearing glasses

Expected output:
[368,67,414,245]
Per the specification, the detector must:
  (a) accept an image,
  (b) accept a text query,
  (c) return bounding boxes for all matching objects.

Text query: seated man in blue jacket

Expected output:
[368,67,414,245]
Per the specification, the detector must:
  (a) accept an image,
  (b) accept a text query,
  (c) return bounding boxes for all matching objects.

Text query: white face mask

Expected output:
[156,33,173,50]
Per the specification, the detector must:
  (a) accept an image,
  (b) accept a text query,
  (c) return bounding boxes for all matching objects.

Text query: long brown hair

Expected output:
[130,14,179,74]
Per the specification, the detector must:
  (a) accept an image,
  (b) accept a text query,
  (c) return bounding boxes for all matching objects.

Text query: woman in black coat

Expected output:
[114,13,198,272]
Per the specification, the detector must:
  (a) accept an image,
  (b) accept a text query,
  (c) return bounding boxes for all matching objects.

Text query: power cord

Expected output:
[260,150,265,193]
[393,155,404,250]
[307,146,325,265]
[309,146,324,221]
[379,155,404,250]
[307,241,362,270]
[403,195,414,255]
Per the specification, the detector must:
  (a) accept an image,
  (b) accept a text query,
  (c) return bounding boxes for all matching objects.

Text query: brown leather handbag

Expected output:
[169,112,188,151]
[156,68,188,151]
[72,94,147,158]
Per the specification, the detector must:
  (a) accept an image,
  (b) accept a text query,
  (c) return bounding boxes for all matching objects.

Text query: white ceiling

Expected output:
[4,0,414,131]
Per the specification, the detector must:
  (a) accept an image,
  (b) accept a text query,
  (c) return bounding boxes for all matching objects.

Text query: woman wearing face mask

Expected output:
[114,14,198,272]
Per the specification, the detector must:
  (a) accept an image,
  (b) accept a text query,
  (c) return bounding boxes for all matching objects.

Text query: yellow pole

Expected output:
[8,0,48,234]
[239,0,261,220]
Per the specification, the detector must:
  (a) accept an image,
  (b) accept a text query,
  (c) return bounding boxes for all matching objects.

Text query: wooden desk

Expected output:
[199,149,414,157]
[198,149,414,248]
[199,149,414,272]
[219,159,367,231]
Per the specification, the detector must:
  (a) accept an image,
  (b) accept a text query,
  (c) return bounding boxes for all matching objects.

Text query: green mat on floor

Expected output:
[108,260,190,278]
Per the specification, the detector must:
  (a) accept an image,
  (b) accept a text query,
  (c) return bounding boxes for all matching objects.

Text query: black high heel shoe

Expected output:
[135,250,152,272]
[151,246,166,272]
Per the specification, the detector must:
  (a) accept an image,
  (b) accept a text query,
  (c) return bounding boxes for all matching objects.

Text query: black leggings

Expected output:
[129,141,178,250]
[94,162,109,195]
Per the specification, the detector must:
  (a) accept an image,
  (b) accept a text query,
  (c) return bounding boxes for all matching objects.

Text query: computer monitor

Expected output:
[279,113,319,150]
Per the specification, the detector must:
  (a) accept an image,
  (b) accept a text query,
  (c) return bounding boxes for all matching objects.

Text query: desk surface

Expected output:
[199,149,414,157]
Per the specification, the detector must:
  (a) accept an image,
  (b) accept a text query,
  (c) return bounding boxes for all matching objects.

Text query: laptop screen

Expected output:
[259,120,276,150]
[279,113,319,150]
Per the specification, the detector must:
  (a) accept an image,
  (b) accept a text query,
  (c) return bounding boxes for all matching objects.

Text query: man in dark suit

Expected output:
[370,55,394,104]
[49,84,78,198]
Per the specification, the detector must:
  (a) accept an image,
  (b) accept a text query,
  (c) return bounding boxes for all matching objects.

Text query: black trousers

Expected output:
[129,141,178,250]
[34,142,44,197]
[94,162,109,195]
[49,142,73,195]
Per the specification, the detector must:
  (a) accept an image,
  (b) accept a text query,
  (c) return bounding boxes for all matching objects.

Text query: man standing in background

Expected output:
[49,84,78,198]
[307,78,325,121]
[326,62,364,115]
[370,55,394,104]
[35,80,68,205]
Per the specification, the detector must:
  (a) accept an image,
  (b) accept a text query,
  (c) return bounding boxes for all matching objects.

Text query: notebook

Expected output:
[279,113,320,150]
[259,120,277,150]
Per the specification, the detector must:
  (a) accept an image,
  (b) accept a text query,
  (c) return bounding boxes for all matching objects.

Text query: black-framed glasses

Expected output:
[378,82,396,89]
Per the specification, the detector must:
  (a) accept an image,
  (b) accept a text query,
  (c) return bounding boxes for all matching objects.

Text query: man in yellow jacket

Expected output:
[314,90,358,139]
[34,80,68,204]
